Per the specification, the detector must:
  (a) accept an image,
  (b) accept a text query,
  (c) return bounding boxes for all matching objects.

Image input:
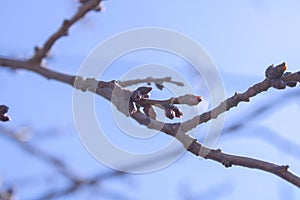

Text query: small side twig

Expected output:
[118,77,184,88]
[178,62,300,133]
[28,0,102,65]
[0,127,78,182]
[33,170,124,200]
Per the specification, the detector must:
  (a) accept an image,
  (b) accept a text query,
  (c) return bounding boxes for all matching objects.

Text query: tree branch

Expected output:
[1,0,300,189]
[1,57,300,187]
[33,170,124,200]
[0,127,79,182]
[28,0,102,65]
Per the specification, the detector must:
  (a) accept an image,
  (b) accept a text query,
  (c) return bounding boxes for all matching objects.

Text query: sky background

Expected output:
[1,0,300,199]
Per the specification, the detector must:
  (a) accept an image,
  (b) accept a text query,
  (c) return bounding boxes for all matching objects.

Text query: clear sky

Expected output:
[1,0,300,199]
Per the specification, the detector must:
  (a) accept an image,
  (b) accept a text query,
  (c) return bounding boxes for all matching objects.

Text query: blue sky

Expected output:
[1,0,300,199]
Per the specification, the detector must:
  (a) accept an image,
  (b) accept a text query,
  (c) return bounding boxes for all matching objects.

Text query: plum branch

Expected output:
[1,0,300,190]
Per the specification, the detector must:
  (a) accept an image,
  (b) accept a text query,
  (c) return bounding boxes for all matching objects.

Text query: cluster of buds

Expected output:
[129,86,185,120]
[265,62,298,89]
[0,105,10,122]
[164,104,183,119]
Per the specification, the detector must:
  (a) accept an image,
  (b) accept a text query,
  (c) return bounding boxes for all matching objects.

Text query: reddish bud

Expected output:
[196,96,202,102]
[265,63,287,79]
[165,105,183,119]
[171,105,183,118]
[165,109,175,119]
[178,94,202,106]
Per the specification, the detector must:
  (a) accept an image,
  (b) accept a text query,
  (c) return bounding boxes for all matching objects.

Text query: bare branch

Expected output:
[33,170,124,200]
[1,57,300,187]
[0,187,14,200]
[0,57,75,86]
[1,0,300,189]
[0,127,78,182]
[34,146,183,200]
[28,0,102,65]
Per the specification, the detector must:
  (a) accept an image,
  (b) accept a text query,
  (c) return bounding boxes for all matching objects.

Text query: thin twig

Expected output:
[33,170,124,200]
[28,0,101,65]
[138,94,202,107]
[118,77,184,87]
[0,127,78,182]
[34,146,183,200]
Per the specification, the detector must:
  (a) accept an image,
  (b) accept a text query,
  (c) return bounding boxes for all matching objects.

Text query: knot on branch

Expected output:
[234,92,250,102]
[222,159,232,168]
[0,105,10,122]
[61,20,70,36]
[265,62,298,89]
[211,149,232,167]
[278,165,289,174]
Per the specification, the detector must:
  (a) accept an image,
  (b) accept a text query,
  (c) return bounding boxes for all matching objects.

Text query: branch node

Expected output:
[34,46,41,53]
[74,76,98,92]
[216,148,222,153]
[279,165,289,173]
[222,159,232,168]
[63,19,71,26]
[270,79,286,89]
[234,92,250,102]
[97,80,117,89]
